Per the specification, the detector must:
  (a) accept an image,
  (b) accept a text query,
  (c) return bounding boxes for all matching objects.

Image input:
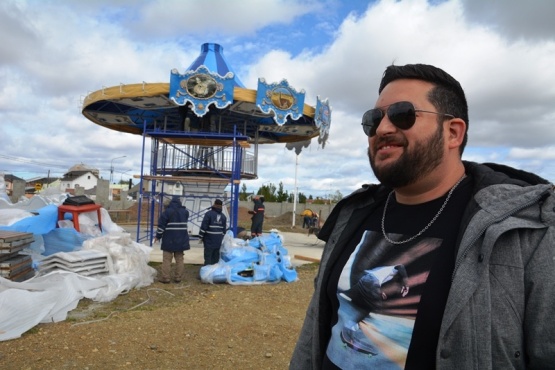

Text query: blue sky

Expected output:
[1,0,555,199]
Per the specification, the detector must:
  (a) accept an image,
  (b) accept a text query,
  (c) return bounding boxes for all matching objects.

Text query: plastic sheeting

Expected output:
[0,233,156,341]
[0,199,125,262]
[0,185,156,342]
[200,231,298,284]
[0,204,58,234]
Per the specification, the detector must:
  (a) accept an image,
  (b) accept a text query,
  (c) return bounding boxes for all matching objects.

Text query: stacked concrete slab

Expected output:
[0,231,35,281]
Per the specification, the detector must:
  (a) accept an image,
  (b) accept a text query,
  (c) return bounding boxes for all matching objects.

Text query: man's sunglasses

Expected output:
[361,101,455,137]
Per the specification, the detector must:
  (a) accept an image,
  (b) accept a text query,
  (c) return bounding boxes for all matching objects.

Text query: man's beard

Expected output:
[368,124,444,188]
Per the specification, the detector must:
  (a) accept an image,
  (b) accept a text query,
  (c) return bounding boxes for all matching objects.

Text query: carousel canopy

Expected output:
[81,43,331,146]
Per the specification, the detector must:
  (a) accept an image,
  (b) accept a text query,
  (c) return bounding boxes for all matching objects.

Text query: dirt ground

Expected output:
[0,209,321,369]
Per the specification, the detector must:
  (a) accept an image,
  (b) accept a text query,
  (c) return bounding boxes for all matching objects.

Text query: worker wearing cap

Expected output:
[199,199,227,265]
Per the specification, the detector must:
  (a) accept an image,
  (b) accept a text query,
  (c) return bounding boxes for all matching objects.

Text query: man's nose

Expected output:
[374,115,397,136]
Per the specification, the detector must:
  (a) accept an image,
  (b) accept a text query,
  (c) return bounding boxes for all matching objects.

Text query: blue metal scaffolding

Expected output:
[135,125,252,245]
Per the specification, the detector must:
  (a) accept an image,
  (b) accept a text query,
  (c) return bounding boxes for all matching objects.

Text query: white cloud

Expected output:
[461,0,555,41]
[134,0,321,37]
[1,0,555,198]
[509,146,555,160]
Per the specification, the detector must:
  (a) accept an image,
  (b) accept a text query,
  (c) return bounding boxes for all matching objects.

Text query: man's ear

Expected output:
[447,118,466,149]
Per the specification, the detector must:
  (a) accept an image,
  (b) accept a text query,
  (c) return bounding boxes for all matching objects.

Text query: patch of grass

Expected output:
[22,326,40,336]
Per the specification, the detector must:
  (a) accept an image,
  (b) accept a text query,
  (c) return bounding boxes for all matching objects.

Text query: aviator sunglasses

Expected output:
[361,101,455,137]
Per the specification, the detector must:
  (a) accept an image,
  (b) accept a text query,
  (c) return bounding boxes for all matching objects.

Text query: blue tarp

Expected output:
[0,204,91,261]
[0,204,58,234]
[42,228,87,256]
[199,231,298,285]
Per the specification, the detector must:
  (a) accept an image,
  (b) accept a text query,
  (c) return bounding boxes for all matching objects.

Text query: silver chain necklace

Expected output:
[381,175,466,245]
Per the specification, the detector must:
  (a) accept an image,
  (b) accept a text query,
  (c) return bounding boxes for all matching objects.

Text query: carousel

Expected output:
[82,43,331,242]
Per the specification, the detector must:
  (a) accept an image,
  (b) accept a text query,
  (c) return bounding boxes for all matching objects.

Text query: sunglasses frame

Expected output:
[361,101,455,137]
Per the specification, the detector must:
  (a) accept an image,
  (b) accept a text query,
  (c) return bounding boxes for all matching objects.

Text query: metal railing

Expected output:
[155,145,256,177]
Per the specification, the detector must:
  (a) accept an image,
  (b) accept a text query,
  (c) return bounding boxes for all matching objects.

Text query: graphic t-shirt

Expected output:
[323,177,472,369]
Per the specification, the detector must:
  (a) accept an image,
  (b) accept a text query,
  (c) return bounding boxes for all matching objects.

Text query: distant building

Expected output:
[60,163,100,192]
[140,179,185,196]
[25,176,62,194]
[3,174,26,202]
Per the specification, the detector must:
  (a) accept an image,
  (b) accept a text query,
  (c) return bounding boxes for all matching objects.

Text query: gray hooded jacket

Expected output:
[290,161,555,369]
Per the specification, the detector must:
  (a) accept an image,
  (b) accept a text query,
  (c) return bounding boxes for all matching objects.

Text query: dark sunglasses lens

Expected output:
[361,109,384,136]
[388,102,416,130]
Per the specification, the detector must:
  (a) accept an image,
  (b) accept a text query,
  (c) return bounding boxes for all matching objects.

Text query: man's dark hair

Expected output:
[379,64,469,154]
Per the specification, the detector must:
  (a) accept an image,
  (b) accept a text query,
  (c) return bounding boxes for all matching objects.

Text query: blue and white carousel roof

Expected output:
[186,43,245,88]
[82,43,331,146]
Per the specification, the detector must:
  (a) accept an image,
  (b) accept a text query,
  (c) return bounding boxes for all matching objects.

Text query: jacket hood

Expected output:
[468,161,551,188]
[168,197,183,208]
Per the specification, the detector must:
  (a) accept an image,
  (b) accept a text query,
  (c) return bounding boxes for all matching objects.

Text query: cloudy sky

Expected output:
[1,0,554,199]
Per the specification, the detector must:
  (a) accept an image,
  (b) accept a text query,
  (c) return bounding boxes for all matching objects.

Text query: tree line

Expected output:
[239,182,343,204]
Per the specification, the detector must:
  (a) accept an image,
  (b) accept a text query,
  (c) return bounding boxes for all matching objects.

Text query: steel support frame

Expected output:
[136,124,246,245]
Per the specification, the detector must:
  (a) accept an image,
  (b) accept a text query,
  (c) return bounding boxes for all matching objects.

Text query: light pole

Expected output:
[109,156,126,185]
[120,170,131,184]
[109,156,126,201]
[292,153,299,227]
